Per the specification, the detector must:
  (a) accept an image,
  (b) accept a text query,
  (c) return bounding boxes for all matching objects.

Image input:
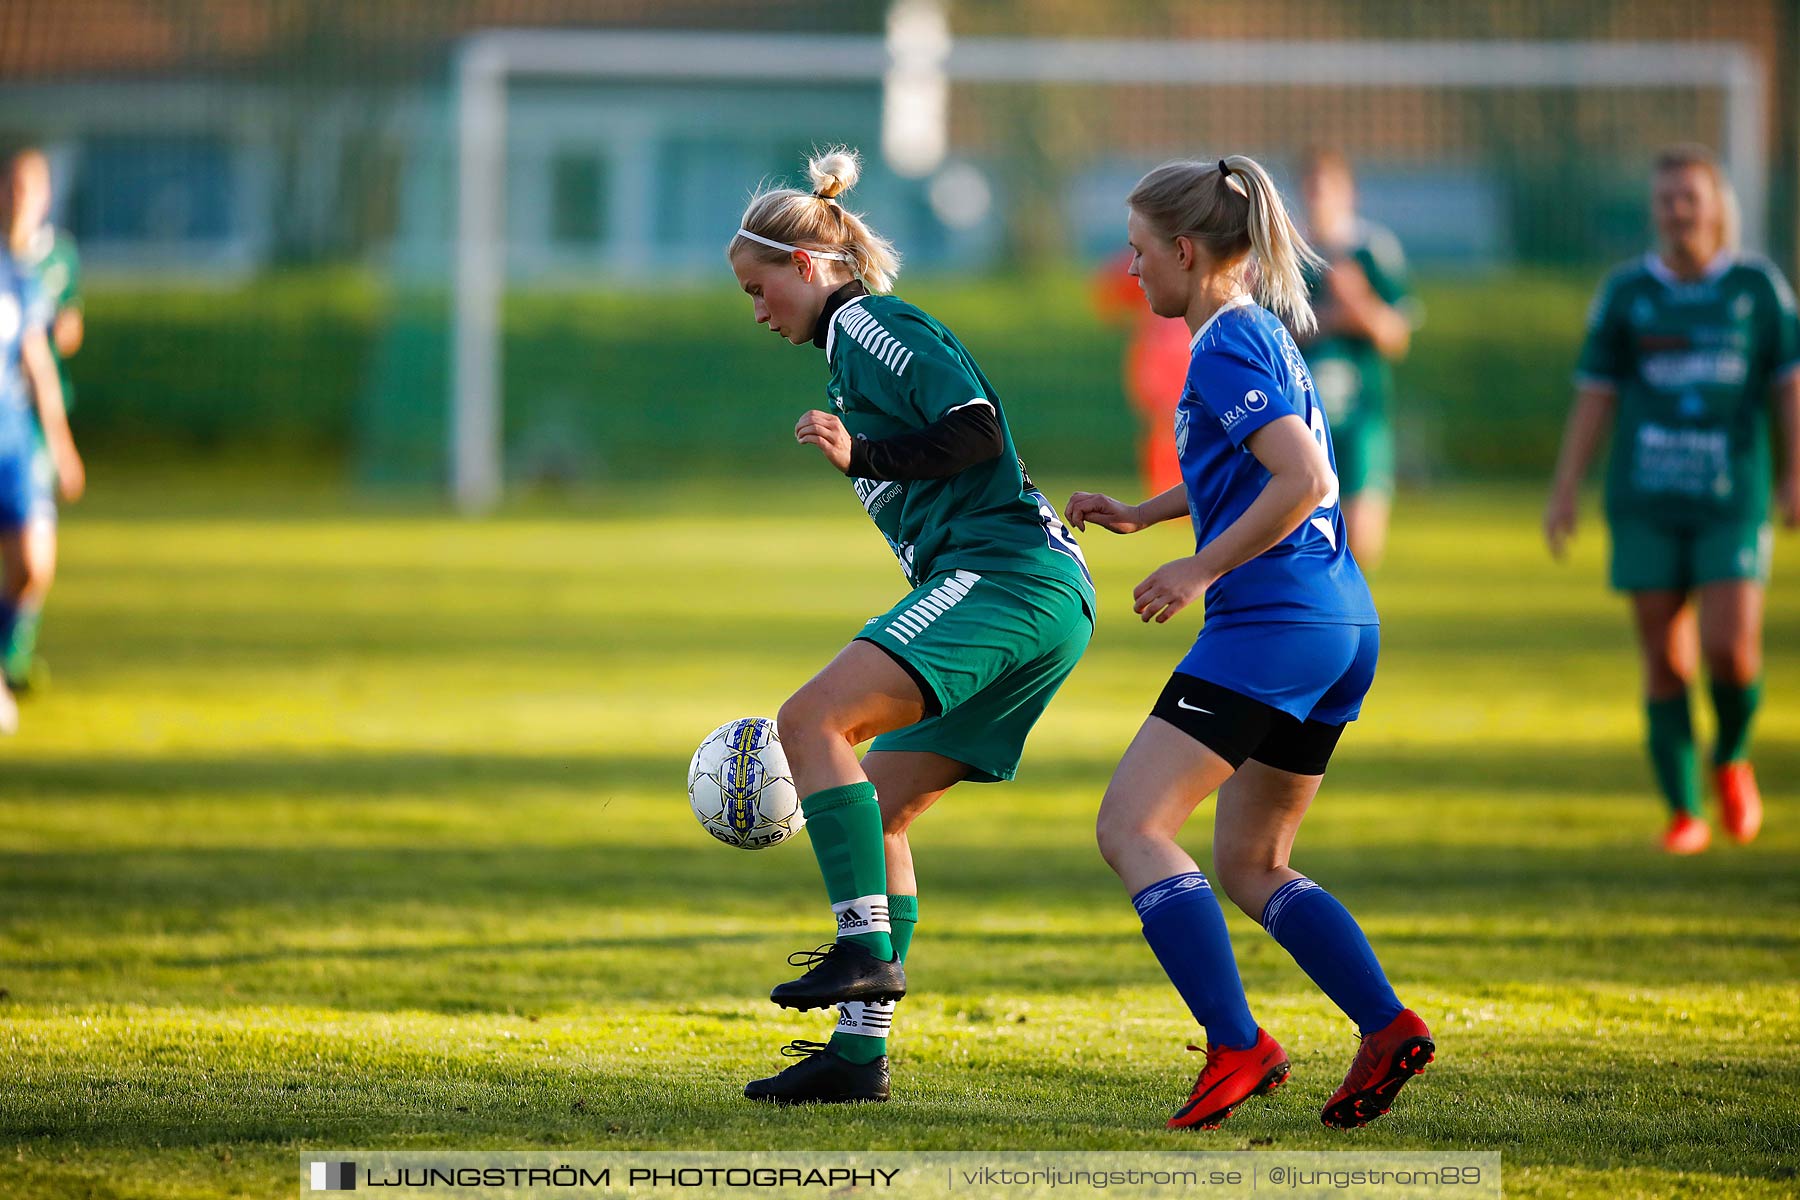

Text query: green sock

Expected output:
[888,893,918,962]
[830,895,918,1065]
[801,782,893,961]
[1708,678,1761,767]
[1646,692,1700,818]
[3,604,40,683]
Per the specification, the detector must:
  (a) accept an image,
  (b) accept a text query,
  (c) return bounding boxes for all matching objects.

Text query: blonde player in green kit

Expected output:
[725,148,1095,1105]
[1547,145,1800,854]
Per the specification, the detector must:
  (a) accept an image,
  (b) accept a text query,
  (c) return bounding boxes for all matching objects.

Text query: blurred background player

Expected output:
[1298,149,1414,571]
[1067,155,1430,1133]
[727,148,1094,1105]
[1546,144,1800,854]
[0,148,84,733]
[1092,247,1189,495]
[4,147,84,695]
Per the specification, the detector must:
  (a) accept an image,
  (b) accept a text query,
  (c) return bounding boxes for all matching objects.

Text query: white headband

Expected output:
[734,228,851,261]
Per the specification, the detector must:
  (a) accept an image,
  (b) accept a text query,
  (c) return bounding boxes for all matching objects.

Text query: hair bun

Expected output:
[807,147,861,200]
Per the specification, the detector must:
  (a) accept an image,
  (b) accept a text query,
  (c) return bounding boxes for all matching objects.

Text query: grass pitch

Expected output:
[1,477,1796,1199]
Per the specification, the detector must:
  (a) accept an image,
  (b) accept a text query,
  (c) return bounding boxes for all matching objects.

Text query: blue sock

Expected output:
[1134,872,1259,1050]
[1261,878,1404,1036]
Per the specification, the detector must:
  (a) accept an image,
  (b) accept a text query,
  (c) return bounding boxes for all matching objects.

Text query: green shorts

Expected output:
[858,568,1093,783]
[1607,517,1772,592]
[1331,415,1394,500]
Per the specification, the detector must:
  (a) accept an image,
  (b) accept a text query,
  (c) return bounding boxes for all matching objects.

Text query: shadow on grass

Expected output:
[9,740,1793,802]
[4,833,1795,999]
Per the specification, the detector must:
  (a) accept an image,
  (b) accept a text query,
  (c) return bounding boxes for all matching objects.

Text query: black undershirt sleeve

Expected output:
[845,402,1004,482]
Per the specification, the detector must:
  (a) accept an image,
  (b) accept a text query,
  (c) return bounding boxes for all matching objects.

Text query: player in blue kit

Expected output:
[0,152,82,735]
[1066,155,1431,1132]
[4,148,86,697]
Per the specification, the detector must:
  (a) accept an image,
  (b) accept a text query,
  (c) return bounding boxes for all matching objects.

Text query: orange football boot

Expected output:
[1321,1008,1434,1129]
[1166,1029,1289,1130]
[1661,812,1711,855]
[1714,762,1763,844]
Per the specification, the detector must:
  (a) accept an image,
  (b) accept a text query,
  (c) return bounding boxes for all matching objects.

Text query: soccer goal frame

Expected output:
[451,29,1768,513]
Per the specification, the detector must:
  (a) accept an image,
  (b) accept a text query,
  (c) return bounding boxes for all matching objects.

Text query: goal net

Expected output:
[361,16,1774,508]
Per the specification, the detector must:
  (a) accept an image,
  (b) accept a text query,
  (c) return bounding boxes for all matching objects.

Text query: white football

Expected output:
[687,717,804,850]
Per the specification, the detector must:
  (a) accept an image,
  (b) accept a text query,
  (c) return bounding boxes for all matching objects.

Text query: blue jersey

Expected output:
[0,252,47,453]
[1175,295,1377,627]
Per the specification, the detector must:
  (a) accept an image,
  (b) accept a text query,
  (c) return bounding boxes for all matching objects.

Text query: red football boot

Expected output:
[1166,1029,1289,1130]
[1714,762,1763,845]
[1661,812,1711,855]
[1321,1008,1434,1129]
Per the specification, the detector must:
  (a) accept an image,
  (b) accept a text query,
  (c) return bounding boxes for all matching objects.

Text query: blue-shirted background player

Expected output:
[0,149,84,735]
[4,148,86,698]
[1066,155,1431,1132]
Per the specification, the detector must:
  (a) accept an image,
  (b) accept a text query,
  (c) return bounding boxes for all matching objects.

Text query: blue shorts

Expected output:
[0,440,55,530]
[1175,620,1379,724]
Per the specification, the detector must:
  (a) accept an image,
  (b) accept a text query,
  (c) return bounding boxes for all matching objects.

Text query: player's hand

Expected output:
[1133,556,1214,624]
[794,409,852,473]
[1543,490,1577,558]
[1064,491,1146,534]
[1325,259,1373,304]
[1778,473,1800,528]
[54,445,84,503]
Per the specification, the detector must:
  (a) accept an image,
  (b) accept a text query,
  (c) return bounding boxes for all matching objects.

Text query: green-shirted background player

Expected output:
[725,148,1094,1105]
[1298,149,1415,571]
[5,149,84,694]
[1547,144,1800,855]
[4,147,86,701]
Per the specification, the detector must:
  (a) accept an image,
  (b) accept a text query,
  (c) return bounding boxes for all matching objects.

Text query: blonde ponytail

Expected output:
[729,146,902,293]
[1128,154,1324,336]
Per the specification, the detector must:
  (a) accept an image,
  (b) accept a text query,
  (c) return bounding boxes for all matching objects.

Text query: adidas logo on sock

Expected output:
[831,896,891,935]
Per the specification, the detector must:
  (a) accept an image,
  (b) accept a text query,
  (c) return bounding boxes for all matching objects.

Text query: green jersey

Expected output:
[14,225,80,413]
[1578,252,1800,526]
[1301,220,1409,428]
[823,292,1095,608]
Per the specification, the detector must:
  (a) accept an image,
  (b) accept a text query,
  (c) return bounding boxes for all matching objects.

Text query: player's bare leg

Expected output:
[778,641,926,799]
[1341,493,1390,573]
[0,525,38,732]
[3,517,56,692]
[1095,719,1236,895]
[868,749,968,896]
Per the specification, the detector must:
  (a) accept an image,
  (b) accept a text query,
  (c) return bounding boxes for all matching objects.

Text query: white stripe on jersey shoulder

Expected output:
[1351,218,1406,274]
[1188,293,1256,352]
[829,297,915,376]
[1643,249,1736,290]
[945,398,993,412]
[1736,253,1800,312]
[824,295,870,361]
